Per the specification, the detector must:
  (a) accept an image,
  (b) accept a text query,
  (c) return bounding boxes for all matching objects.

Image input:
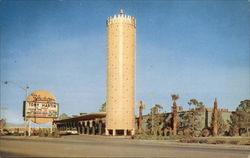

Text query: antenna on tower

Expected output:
[120,9,124,15]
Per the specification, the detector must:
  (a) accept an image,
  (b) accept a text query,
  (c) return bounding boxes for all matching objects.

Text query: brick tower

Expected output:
[106,9,136,136]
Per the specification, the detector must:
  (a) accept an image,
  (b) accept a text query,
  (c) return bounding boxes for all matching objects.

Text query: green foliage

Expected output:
[171,94,179,102]
[228,100,250,136]
[99,102,106,112]
[0,119,6,128]
[201,128,210,137]
[217,111,228,135]
[180,137,250,145]
[188,99,204,109]
[58,113,69,120]
[147,104,164,135]
[180,99,205,136]
[210,111,228,136]
[37,128,60,137]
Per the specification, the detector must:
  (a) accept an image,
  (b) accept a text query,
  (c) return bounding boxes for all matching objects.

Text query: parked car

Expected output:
[66,128,78,135]
[0,129,10,135]
[71,128,78,135]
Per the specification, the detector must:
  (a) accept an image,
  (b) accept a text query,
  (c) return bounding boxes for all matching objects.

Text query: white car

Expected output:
[71,128,78,135]
[66,128,78,135]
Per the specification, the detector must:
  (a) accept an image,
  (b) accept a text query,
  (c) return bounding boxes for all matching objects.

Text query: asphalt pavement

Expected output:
[0,135,249,158]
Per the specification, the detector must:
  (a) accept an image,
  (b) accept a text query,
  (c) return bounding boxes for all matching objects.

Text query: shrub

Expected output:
[193,131,201,137]
[180,138,199,143]
[190,139,199,143]
[33,129,38,136]
[38,128,50,137]
[179,139,187,143]
[178,131,183,136]
[199,139,208,144]
[201,129,210,137]
[229,140,239,145]
[215,140,225,144]
[183,129,192,137]
[209,140,217,144]
[238,140,250,145]
[50,129,61,138]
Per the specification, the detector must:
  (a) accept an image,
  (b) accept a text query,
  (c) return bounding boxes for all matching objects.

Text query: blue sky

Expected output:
[0,0,249,124]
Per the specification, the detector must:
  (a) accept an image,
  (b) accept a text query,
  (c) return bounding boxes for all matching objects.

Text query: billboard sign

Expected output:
[23,90,59,124]
[23,101,59,118]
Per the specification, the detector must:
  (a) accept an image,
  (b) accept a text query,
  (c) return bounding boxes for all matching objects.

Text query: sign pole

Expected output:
[24,119,27,136]
[51,120,53,134]
[28,118,31,136]
[24,102,28,137]
[25,89,28,136]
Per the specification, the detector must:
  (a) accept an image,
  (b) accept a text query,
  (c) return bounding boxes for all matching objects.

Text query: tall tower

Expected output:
[106,9,136,136]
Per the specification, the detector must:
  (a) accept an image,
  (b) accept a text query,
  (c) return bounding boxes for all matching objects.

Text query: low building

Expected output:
[54,112,106,135]
[54,107,232,136]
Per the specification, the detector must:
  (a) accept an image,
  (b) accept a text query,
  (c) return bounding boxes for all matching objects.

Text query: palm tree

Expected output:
[137,101,146,132]
[171,94,179,135]
[171,94,179,105]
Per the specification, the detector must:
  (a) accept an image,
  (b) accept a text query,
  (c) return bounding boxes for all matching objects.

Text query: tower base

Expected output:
[105,128,135,136]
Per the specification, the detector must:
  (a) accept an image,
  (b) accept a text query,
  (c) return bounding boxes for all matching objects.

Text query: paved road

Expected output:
[0,135,249,158]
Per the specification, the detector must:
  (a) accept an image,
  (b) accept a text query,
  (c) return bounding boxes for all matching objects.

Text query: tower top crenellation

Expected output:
[120,9,124,14]
[106,9,136,27]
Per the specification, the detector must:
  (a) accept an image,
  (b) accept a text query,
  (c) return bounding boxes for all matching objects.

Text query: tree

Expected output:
[58,113,69,120]
[181,99,205,136]
[210,110,227,136]
[0,119,6,128]
[188,99,204,109]
[228,112,239,136]
[228,100,250,136]
[99,102,106,112]
[147,104,163,135]
[217,111,228,135]
[171,94,179,136]
[137,101,146,133]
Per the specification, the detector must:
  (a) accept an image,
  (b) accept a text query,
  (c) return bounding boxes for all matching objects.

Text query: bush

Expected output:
[179,139,187,143]
[38,128,49,137]
[215,140,225,144]
[229,140,239,145]
[51,129,60,138]
[209,140,217,144]
[201,129,210,137]
[179,138,199,143]
[178,131,183,136]
[13,132,19,136]
[193,131,201,137]
[236,140,250,145]
[33,129,39,136]
[183,129,192,137]
[190,139,199,143]
[199,139,208,144]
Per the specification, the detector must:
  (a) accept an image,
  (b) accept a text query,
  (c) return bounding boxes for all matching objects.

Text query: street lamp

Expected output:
[3,81,30,136]
[4,81,29,99]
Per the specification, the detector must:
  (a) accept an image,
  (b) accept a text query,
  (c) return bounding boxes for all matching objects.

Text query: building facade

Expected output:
[106,9,136,136]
